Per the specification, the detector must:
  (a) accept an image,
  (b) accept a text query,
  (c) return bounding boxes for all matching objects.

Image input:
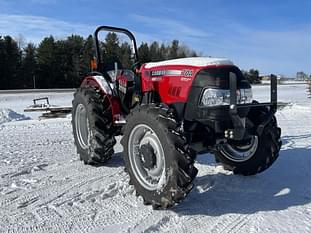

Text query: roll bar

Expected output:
[93,26,139,70]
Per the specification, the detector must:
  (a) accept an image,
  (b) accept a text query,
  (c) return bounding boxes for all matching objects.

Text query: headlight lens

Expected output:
[200,88,253,106]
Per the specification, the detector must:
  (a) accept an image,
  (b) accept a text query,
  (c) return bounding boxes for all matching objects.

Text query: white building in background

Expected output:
[296,71,309,81]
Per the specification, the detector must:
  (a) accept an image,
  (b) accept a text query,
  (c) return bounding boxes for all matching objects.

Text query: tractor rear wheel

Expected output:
[215,105,282,175]
[72,87,116,164]
[121,105,198,209]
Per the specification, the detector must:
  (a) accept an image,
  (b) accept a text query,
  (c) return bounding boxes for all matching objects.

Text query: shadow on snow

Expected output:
[173,147,311,216]
[93,140,311,216]
[87,152,124,168]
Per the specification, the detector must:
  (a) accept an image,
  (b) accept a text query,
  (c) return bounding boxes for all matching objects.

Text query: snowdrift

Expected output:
[0,108,31,125]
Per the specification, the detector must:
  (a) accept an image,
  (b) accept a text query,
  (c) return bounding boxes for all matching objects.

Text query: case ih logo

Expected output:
[151,70,182,77]
[150,69,193,77]
[151,70,166,76]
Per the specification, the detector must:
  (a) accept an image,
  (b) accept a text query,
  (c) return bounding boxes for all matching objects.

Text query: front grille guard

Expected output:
[225,74,278,140]
[229,73,278,109]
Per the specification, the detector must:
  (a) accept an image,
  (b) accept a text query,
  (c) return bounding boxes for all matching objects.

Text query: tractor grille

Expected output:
[168,86,182,97]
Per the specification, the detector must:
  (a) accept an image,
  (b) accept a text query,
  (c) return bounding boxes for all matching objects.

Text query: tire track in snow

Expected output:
[142,216,172,233]
[1,88,311,233]
[1,170,124,210]
[225,215,251,233]
[0,119,127,214]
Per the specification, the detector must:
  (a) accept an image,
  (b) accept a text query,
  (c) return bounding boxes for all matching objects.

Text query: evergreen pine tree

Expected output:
[20,43,37,88]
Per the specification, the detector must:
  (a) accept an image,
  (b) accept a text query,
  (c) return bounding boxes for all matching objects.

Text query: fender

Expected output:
[81,75,121,123]
[82,75,113,95]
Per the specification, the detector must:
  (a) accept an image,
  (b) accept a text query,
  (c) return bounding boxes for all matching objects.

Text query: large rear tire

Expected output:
[121,105,198,209]
[72,87,116,165]
[215,105,282,175]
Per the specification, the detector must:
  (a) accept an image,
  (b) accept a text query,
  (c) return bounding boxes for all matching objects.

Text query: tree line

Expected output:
[0,33,261,90]
[0,33,199,89]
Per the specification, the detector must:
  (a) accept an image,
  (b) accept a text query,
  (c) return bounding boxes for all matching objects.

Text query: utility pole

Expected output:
[33,75,36,89]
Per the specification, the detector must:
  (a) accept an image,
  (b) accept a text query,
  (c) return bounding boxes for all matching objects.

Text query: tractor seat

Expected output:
[107,69,135,82]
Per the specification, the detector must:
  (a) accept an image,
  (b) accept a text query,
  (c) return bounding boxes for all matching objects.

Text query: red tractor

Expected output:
[72,26,282,209]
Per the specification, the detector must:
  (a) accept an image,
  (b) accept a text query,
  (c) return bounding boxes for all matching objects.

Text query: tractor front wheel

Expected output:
[215,105,282,175]
[121,105,198,209]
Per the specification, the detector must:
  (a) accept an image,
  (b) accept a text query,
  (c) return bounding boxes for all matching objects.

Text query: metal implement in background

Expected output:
[24,97,72,118]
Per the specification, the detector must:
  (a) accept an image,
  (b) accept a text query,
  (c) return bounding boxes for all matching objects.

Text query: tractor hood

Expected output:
[144,57,233,69]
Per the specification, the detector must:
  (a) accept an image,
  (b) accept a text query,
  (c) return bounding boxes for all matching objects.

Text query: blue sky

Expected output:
[0,0,310,77]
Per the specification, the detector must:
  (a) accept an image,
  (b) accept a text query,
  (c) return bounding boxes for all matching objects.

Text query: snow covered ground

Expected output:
[0,84,310,233]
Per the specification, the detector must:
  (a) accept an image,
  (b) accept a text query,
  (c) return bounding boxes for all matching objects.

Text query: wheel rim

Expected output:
[220,136,259,162]
[128,124,166,191]
[75,104,90,150]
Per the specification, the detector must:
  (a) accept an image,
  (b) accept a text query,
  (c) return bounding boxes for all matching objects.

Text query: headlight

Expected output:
[200,88,252,106]
[239,88,253,104]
